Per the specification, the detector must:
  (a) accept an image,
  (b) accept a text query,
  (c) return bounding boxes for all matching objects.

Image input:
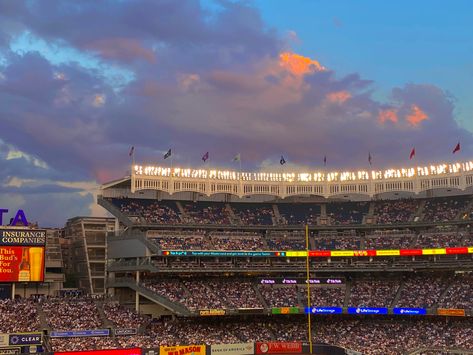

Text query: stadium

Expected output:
[1,1,473,354]
[2,160,473,354]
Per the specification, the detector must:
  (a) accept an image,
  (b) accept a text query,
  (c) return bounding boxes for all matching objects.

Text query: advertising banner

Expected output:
[347,307,388,315]
[211,343,254,355]
[55,348,141,355]
[308,251,331,257]
[259,278,344,285]
[330,251,354,257]
[446,247,468,254]
[422,248,446,255]
[0,230,46,246]
[437,309,465,317]
[399,249,422,256]
[305,307,343,314]
[114,329,137,336]
[255,342,302,354]
[285,251,306,257]
[393,308,427,315]
[50,329,110,338]
[0,348,20,355]
[199,309,226,316]
[160,345,206,355]
[162,251,277,257]
[0,334,8,347]
[375,250,400,256]
[8,333,42,346]
[0,246,45,282]
[272,307,300,315]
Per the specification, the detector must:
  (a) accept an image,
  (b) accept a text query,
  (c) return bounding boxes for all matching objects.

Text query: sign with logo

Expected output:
[271,307,300,315]
[347,307,388,315]
[305,307,343,314]
[160,345,206,355]
[211,343,254,355]
[0,230,45,246]
[256,342,302,354]
[199,309,226,316]
[8,333,42,346]
[0,348,20,355]
[393,308,427,315]
[50,329,110,338]
[437,308,465,317]
[114,329,137,336]
[259,278,344,285]
[0,246,45,282]
[54,348,141,355]
[0,210,28,226]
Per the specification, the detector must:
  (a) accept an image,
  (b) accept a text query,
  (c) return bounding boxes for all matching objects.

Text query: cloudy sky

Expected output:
[0,0,472,226]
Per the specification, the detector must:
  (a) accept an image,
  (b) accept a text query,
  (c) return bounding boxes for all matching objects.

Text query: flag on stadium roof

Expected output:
[164,149,172,159]
[280,156,286,165]
[233,153,241,162]
[368,152,372,166]
[453,142,461,154]
[324,155,327,166]
[202,152,209,162]
[128,146,134,157]
[409,147,415,160]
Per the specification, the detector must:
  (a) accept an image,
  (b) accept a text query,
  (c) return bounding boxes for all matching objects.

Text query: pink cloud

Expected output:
[326,91,351,104]
[378,109,398,124]
[406,104,428,127]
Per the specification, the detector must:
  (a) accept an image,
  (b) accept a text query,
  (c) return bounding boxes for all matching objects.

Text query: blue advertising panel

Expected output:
[49,329,110,338]
[305,307,343,314]
[393,308,427,315]
[8,333,42,346]
[347,307,388,315]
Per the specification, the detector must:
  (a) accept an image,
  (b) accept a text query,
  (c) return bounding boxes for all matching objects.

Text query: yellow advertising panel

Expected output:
[422,248,446,255]
[330,251,354,257]
[376,250,400,256]
[0,333,8,347]
[468,247,473,254]
[160,345,206,355]
[285,251,307,257]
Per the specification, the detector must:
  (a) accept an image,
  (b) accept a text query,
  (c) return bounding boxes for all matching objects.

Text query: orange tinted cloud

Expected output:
[406,104,428,127]
[378,109,398,124]
[279,52,325,75]
[326,91,351,104]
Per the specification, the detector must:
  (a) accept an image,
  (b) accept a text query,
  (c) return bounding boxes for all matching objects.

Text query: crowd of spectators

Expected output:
[41,296,103,330]
[182,202,231,225]
[438,275,473,309]
[278,203,320,225]
[0,298,40,332]
[396,276,450,308]
[46,316,473,354]
[111,196,472,227]
[327,202,369,225]
[423,197,469,222]
[258,285,300,307]
[349,280,400,307]
[233,204,275,225]
[103,301,149,329]
[375,199,419,224]
[117,199,180,224]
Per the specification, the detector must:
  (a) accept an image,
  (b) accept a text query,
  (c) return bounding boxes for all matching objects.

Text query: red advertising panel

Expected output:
[446,247,468,255]
[256,342,302,354]
[0,246,45,282]
[309,251,330,257]
[399,249,423,256]
[55,348,141,355]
